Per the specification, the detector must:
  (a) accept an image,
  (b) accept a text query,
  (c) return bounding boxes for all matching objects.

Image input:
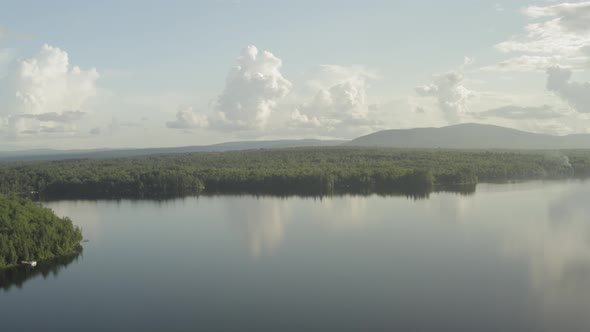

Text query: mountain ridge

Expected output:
[348,123,590,150]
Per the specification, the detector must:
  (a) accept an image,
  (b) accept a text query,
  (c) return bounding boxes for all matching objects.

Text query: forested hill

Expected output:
[348,123,590,149]
[1,147,589,199]
[0,195,83,269]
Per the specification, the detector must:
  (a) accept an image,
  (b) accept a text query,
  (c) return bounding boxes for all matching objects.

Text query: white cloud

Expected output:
[0,44,99,136]
[290,65,382,136]
[496,20,588,55]
[166,107,209,129]
[547,66,590,113]
[302,80,369,120]
[212,45,292,130]
[416,70,474,124]
[493,2,590,71]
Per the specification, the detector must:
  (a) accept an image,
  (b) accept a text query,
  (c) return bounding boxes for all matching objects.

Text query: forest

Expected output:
[1,147,589,199]
[0,194,83,269]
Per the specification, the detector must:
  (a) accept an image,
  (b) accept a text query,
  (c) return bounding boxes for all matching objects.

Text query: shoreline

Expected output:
[0,245,83,271]
[27,178,590,202]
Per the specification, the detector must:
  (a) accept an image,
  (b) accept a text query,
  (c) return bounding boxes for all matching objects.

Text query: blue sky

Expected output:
[1,0,590,149]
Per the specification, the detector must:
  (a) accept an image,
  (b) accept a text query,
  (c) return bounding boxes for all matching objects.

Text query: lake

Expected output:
[2,180,590,331]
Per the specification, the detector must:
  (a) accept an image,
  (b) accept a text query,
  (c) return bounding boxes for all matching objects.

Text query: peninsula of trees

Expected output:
[1,147,588,199]
[0,195,83,269]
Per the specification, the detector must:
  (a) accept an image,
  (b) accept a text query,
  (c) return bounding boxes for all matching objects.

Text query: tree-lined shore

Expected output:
[0,195,83,269]
[1,147,588,199]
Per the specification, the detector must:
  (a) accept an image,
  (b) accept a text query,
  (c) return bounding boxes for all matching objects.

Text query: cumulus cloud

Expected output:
[0,44,99,136]
[546,66,590,113]
[166,107,209,129]
[290,65,381,135]
[476,105,563,120]
[493,2,590,71]
[415,70,474,124]
[300,80,369,120]
[212,45,291,130]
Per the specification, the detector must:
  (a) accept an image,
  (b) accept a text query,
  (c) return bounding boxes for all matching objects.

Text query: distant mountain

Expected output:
[4,123,590,162]
[0,139,347,161]
[348,123,590,150]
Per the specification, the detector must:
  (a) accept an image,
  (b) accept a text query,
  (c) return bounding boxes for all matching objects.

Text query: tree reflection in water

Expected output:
[0,249,83,291]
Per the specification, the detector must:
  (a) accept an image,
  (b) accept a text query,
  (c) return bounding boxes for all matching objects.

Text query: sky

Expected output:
[1,0,590,150]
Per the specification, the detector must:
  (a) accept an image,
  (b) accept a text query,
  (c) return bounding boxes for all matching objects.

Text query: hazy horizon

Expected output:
[1,0,590,150]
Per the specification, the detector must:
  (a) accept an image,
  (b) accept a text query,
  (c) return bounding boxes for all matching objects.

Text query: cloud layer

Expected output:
[15,110,86,122]
[494,1,590,71]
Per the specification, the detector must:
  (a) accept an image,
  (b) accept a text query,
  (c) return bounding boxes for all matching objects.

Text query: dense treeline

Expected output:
[0,147,588,199]
[0,195,83,268]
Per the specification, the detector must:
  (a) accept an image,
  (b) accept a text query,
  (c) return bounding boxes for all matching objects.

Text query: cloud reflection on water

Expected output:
[222,197,288,258]
[498,181,590,329]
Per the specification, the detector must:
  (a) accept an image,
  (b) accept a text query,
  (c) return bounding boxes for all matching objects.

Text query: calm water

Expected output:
[2,181,590,331]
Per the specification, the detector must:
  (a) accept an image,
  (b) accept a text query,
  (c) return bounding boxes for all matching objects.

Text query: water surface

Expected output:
[2,181,590,331]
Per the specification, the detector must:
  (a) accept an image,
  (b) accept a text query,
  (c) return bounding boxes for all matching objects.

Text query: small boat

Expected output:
[21,261,37,267]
